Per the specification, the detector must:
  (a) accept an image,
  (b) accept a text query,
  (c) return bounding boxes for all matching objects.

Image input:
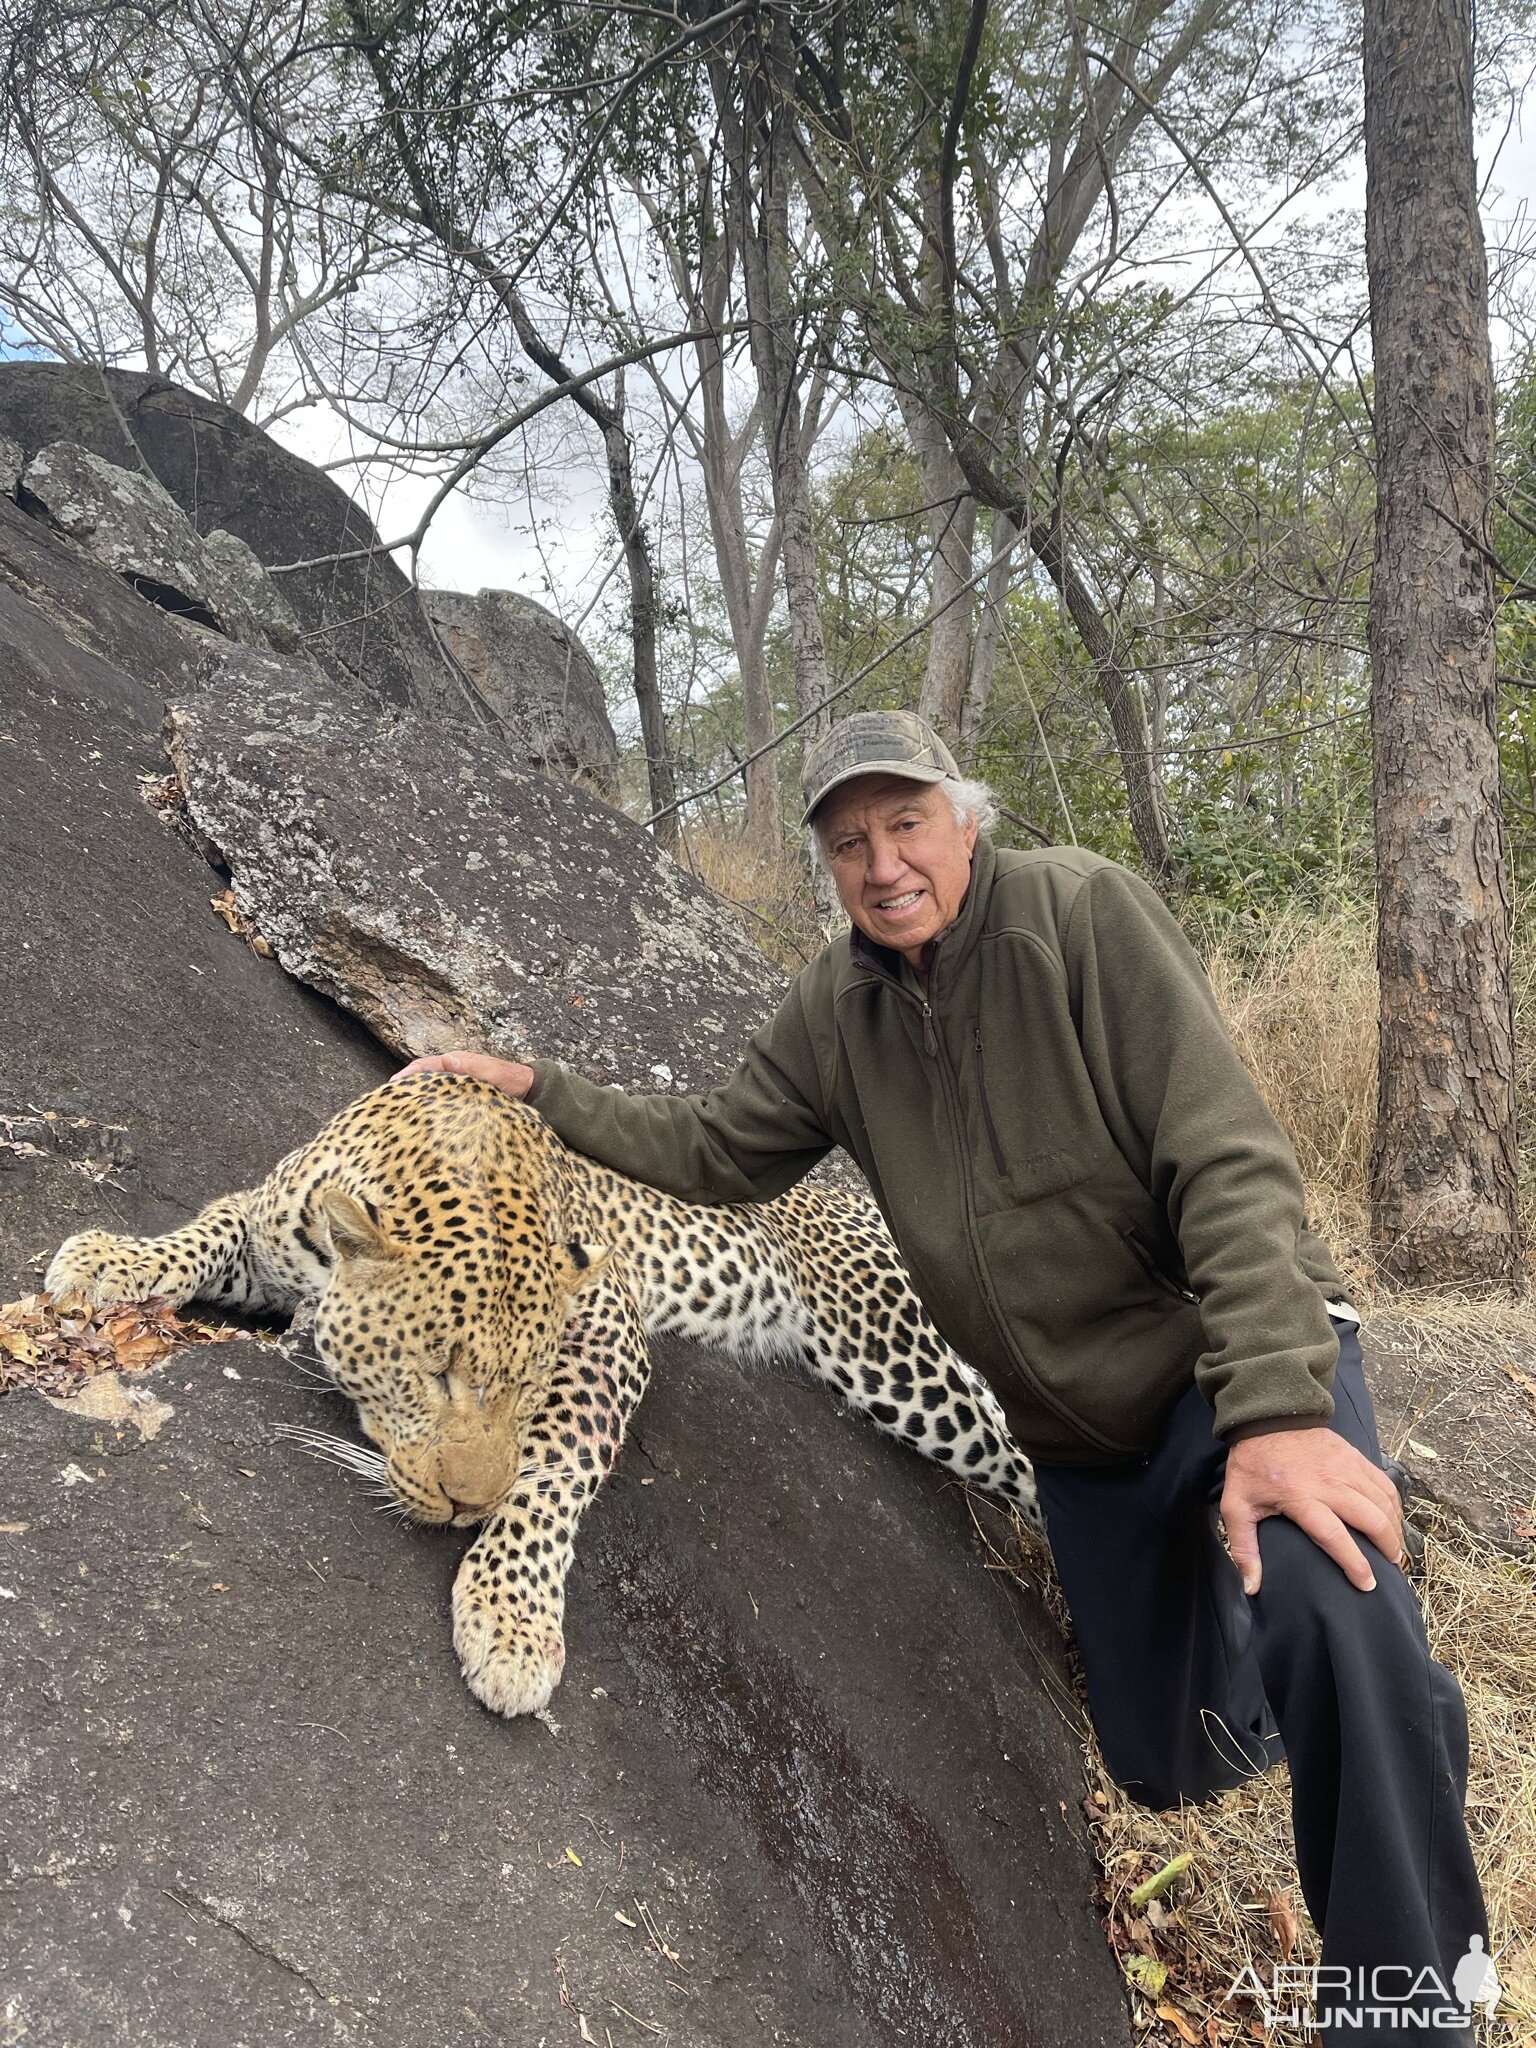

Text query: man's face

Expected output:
[816,773,978,968]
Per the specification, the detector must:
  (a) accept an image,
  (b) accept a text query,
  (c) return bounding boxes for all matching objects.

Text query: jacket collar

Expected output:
[845,832,999,992]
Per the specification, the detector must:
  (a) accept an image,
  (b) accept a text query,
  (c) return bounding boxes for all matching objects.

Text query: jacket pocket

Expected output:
[1121,1227,1200,1305]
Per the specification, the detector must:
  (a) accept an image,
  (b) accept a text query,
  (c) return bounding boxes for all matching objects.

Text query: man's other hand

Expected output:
[1222,1427,1405,1596]
[392,1050,535,1097]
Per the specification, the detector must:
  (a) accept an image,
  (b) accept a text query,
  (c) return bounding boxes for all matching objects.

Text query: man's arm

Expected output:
[396,972,836,1204]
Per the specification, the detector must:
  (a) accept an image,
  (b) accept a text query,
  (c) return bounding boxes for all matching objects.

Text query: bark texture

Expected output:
[1364,0,1521,1286]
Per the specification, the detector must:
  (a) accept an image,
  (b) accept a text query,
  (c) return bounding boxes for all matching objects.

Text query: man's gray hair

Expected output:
[809,774,998,864]
[943,776,999,834]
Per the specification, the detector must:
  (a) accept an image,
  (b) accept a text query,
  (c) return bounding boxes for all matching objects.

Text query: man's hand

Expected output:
[392,1050,535,1097]
[1222,1427,1405,1596]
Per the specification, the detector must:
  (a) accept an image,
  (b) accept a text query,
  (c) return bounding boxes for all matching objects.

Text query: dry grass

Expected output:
[673,824,823,977]
[1200,897,1536,1312]
[1200,905,1379,1291]
[1007,1501,1536,2045]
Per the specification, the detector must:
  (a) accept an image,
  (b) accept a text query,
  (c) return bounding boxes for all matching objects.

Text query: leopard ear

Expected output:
[552,1237,610,1294]
[317,1187,399,1266]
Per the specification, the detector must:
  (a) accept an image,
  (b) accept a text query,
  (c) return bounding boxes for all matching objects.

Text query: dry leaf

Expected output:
[1,1289,239,1397]
[1268,1888,1300,1959]
[1124,1953,1169,1996]
[1157,2001,1200,2043]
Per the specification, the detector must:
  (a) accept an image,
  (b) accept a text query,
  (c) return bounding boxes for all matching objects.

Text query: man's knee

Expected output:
[1250,1512,1430,1689]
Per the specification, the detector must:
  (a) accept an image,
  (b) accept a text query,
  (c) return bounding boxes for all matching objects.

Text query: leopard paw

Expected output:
[452,1596,566,1718]
[45,1231,176,1307]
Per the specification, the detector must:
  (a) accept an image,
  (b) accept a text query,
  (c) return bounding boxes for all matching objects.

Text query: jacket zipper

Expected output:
[972,1025,1008,1175]
[920,999,937,1056]
[1122,1227,1200,1304]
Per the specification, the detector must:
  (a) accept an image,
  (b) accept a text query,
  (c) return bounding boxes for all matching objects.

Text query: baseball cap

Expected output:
[799,710,960,826]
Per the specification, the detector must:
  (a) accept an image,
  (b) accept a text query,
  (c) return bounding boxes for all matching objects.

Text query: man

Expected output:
[403,710,1489,2037]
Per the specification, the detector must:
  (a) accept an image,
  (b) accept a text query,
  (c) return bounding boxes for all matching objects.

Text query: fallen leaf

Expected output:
[1268,1888,1299,1959]
[1407,1438,1439,1461]
[1157,2002,1201,2043]
[1124,1953,1169,1995]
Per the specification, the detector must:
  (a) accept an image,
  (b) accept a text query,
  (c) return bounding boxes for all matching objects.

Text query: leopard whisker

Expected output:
[283,1358,335,1386]
[273,1423,388,1481]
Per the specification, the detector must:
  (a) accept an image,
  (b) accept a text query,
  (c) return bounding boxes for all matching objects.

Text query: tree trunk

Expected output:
[692,199,782,853]
[602,371,678,851]
[710,24,841,925]
[960,509,1018,764]
[1364,0,1521,1286]
[1031,512,1173,885]
[901,398,978,744]
[710,31,831,749]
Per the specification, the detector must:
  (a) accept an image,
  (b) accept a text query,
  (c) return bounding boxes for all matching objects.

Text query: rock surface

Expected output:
[424,586,620,799]
[0,372,1146,2040]
[21,440,301,651]
[0,528,390,1290]
[0,1337,1129,2048]
[0,490,202,706]
[164,652,784,1085]
[0,559,1132,2043]
[0,363,462,718]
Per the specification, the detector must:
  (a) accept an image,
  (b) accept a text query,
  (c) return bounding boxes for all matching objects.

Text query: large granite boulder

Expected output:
[164,651,783,1086]
[0,489,202,707]
[0,363,462,718]
[21,440,301,651]
[424,585,620,799]
[0,1330,1128,2048]
[0,511,1134,2045]
[0,516,391,1281]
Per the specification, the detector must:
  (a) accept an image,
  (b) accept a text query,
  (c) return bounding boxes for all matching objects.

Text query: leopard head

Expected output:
[310,1172,609,1527]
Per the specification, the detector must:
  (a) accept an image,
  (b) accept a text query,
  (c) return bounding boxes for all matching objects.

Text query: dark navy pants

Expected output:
[1032,1325,1488,2041]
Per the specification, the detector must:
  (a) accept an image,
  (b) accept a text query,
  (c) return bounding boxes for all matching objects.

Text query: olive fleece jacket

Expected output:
[528,838,1349,1464]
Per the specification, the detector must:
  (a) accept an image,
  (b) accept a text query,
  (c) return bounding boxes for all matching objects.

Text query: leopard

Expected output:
[45,1071,1040,1719]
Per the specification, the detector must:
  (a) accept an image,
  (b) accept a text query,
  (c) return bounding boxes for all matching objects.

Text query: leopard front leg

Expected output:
[452,1274,650,1718]
[45,1193,263,1312]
